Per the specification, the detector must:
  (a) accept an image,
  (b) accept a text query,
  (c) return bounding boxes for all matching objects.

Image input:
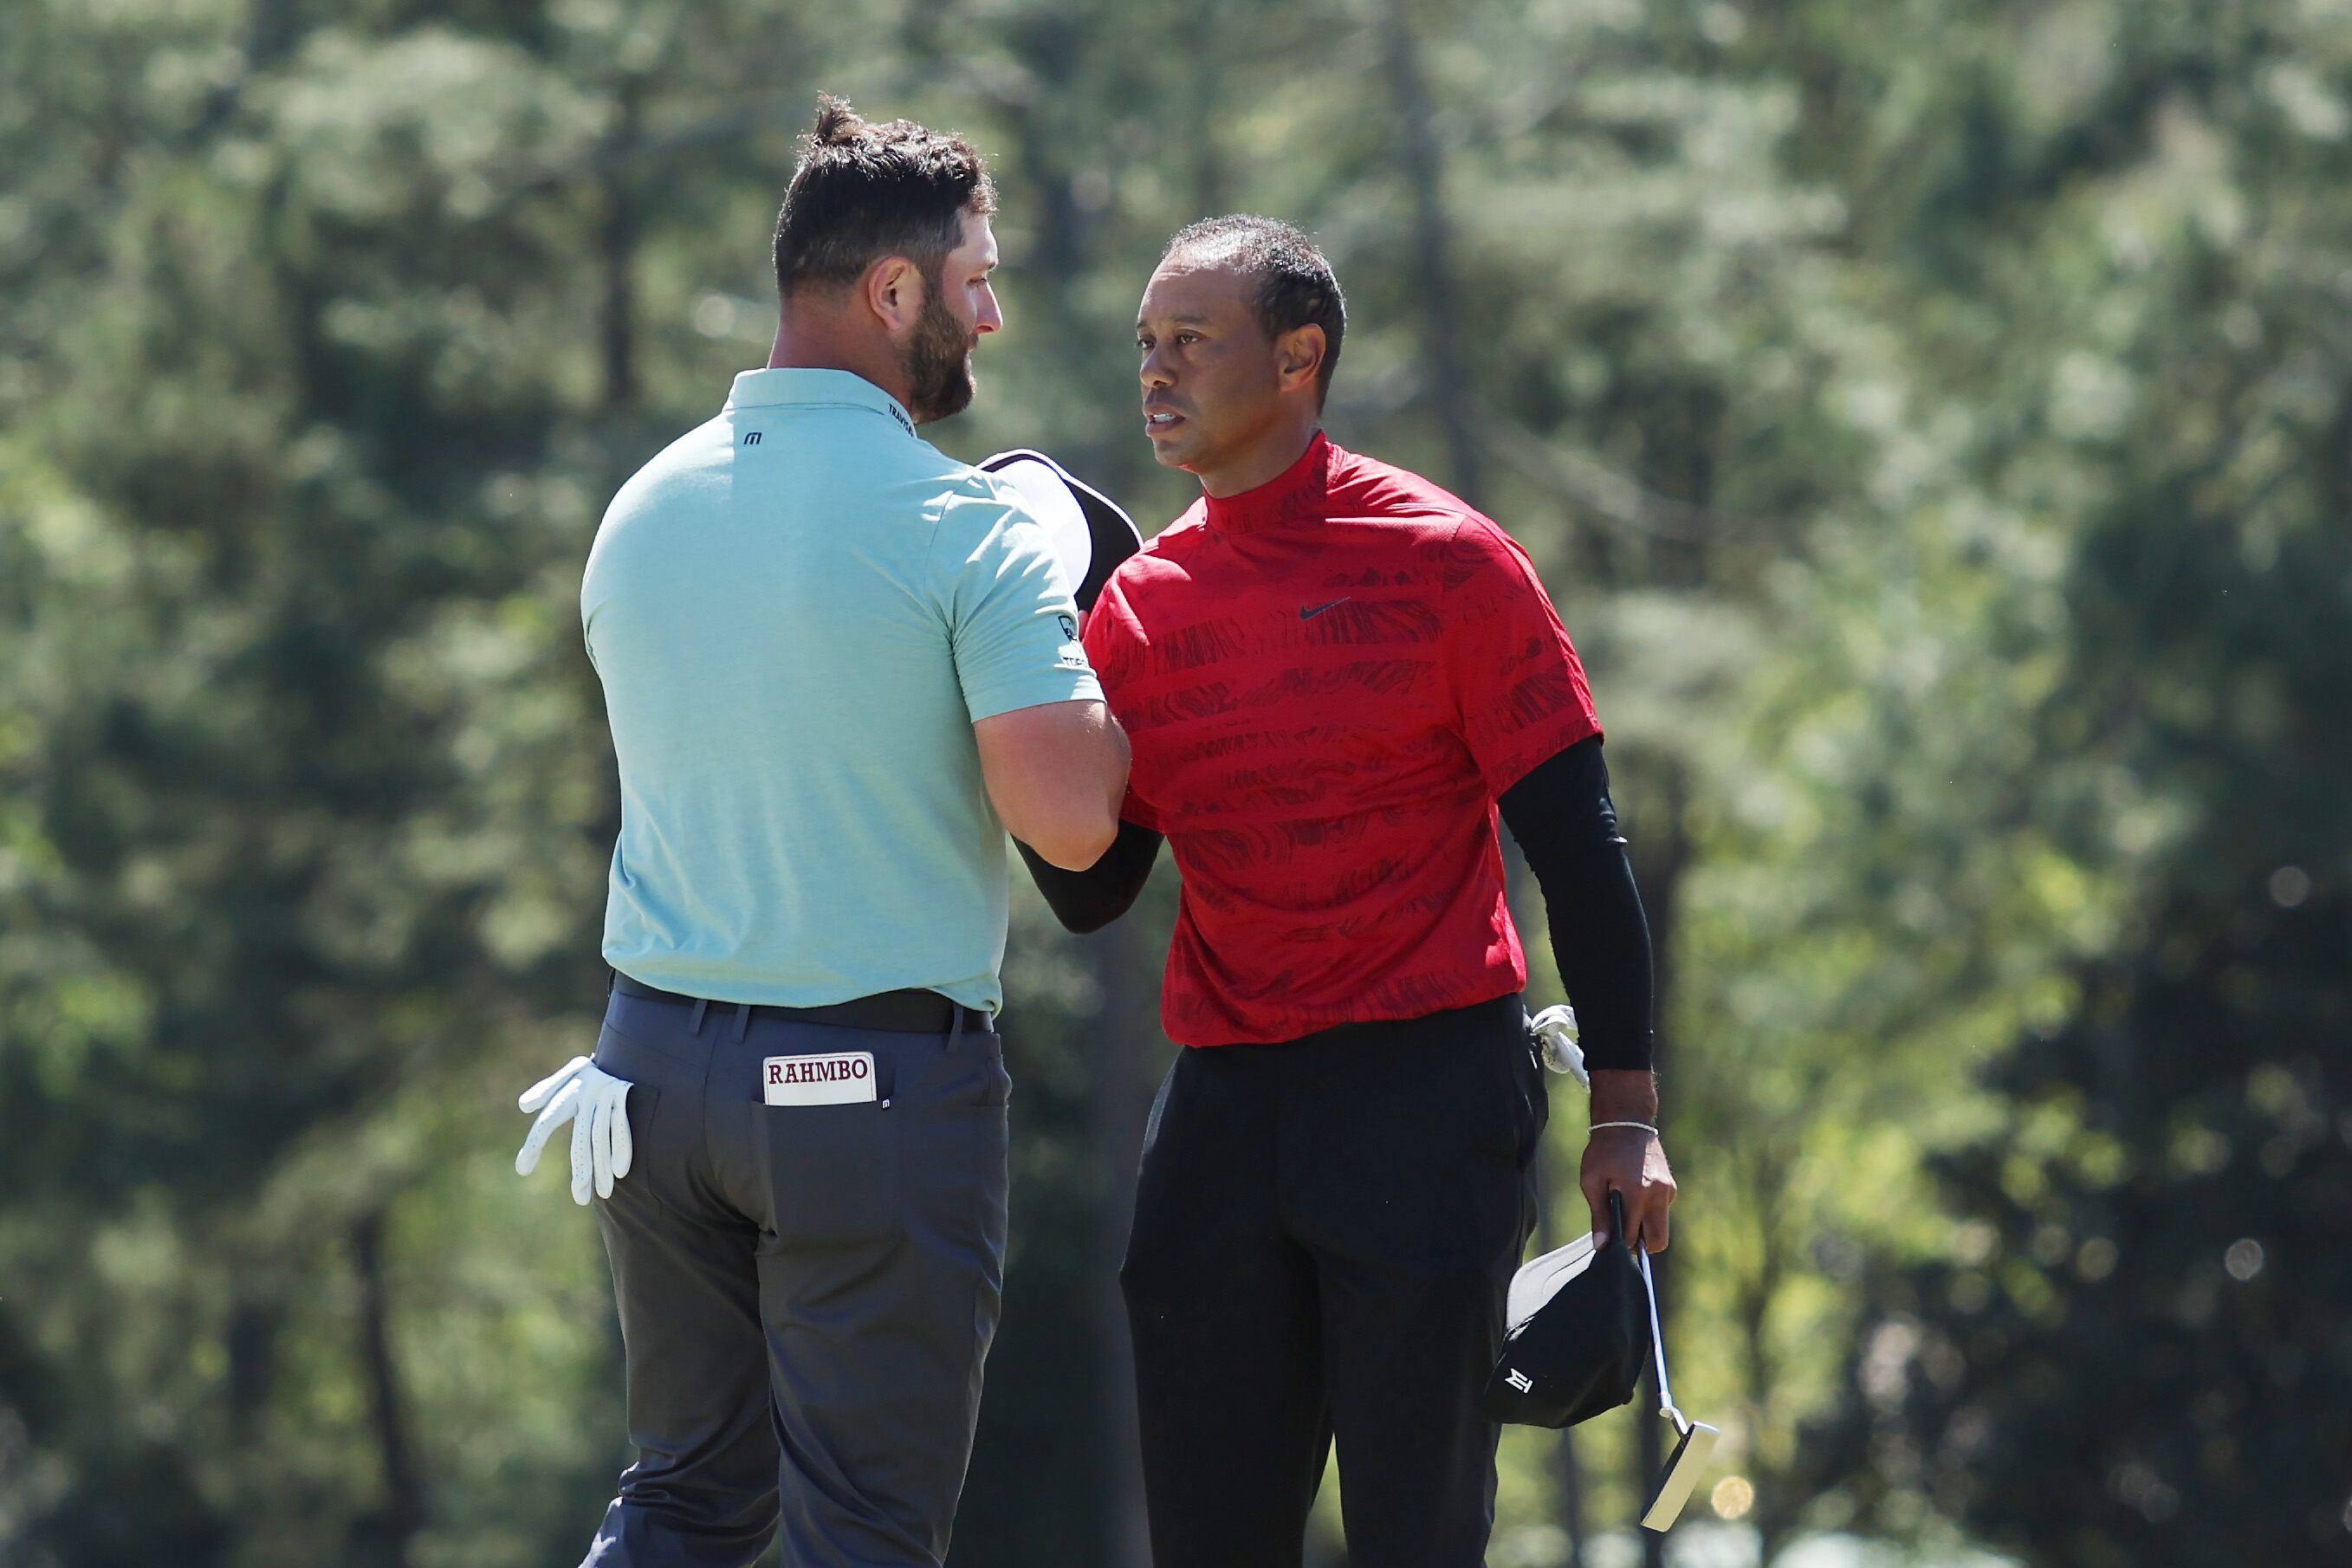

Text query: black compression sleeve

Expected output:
[1497,735,1656,1072]
[1015,818,1164,934]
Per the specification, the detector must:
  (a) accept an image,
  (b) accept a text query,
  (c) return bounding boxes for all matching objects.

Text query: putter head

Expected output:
[1639,1416,1720,1532]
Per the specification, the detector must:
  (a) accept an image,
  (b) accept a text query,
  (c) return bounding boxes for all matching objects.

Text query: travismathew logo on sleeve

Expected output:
[761,1052,878,1106]
[1055,612,1088,671]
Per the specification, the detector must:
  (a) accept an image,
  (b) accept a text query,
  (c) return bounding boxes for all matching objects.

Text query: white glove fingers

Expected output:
[519,1056,592,1113]
[516,1060,634,1202]
[514,1078,583,1176]
[591,1091,618,1201]
[570,1095,598,1205]
[608,1082,634,1181]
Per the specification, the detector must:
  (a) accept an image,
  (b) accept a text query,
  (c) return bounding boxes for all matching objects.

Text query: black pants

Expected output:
[1121,994,1545,1568]
[579,987,1010,1568]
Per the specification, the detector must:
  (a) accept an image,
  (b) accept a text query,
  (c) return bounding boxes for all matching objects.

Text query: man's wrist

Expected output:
[1587,1066,1659,1124]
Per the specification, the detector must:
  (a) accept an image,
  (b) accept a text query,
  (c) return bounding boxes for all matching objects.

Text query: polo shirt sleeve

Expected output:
[934,484,1105,722]
[1441,516,1603,797]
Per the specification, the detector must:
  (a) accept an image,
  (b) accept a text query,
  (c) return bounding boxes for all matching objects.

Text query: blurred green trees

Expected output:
[1804,4,2352,1555]
[1,1,2343,1565]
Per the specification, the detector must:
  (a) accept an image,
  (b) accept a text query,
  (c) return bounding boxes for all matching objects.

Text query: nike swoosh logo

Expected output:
[1299,598,1351,620]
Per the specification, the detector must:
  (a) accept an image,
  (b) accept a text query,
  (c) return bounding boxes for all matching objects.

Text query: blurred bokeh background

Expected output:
[3,0,2348,1564]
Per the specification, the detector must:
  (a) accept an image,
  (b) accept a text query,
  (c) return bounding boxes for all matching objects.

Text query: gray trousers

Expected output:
[578,987,1010,1568]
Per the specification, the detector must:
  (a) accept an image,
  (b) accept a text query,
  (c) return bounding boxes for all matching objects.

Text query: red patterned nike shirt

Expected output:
[1083,433,1602,1046]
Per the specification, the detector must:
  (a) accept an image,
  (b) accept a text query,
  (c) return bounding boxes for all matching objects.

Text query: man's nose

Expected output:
[975,283,1004,335]
[1140,346,1174,388]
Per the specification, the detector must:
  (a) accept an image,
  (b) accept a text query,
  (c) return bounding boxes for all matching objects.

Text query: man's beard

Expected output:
[902,289,977,424]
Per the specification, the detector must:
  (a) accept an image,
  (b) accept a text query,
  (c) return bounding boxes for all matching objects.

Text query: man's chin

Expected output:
[908,353,978,425]
[1145,430,1201,470]
[912,378,975,426]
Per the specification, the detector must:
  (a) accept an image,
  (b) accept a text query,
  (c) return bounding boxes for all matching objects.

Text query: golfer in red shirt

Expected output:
[1020,216,1677,1567]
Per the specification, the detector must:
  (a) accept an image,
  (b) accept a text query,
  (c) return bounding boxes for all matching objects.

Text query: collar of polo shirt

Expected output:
[724,367,917,438]
[1198,430,1335,534]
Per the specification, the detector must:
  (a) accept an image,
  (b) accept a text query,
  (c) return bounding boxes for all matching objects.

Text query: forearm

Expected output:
[1016,817,1163,934]
[1499,737,1657,1074]
[975,700,1131,870]
[1539,844,1655,1072]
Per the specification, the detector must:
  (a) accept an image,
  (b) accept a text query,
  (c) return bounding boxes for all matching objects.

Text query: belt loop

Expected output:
[948,1005,966,1051]
[690,997,709,1033]
[733,1002,753,1044]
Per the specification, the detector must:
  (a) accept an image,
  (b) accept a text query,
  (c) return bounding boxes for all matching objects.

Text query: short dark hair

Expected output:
[773,95,996,296]
[1162,215,1346,403]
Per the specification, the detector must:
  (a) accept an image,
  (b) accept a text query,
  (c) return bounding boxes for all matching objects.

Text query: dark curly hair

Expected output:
[773,96,996,296]
[1163,215,1346,405]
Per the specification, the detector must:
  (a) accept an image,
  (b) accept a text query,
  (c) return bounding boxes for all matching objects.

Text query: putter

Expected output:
[1635,1241,1720,1532]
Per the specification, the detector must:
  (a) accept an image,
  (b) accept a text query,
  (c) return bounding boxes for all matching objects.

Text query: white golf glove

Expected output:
[515,1056,636,1205]
[1526,1004,1589,1088]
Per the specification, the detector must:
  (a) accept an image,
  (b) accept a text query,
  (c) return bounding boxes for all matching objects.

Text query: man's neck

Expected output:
[766,317,912,413]
[1195,417,1324,499]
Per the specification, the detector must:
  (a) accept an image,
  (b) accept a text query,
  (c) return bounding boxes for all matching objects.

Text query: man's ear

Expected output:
[862,255,925,335]
[1274,324,1327,395]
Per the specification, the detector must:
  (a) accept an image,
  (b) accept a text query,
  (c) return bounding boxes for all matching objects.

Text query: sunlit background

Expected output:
[3,1,2347,1565]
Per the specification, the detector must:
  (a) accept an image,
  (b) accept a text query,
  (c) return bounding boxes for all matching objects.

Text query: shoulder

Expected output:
[606,417,730,511]
[1323,444,1534,585]
[925,448,1021,505]
[1085,502,1208,645]
[906,450,1046,558]
[587,417,730,580]
[1438,512,1543,584]
[1348,448,1535,579]
[910,443,1017,513]
[1111,501,1213,585]
[1327,442,1477,526]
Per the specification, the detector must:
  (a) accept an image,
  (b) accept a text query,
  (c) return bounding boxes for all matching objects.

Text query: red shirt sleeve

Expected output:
[1441,517,1602,797]
[1080,573,1163,832]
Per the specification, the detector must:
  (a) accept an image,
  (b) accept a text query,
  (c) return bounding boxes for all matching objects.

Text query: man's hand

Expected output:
[515,1056,636,1205]
[1581,1067,1676,1253]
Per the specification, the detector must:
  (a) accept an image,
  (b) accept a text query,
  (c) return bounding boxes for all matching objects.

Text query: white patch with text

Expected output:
[761,1052,878,1106]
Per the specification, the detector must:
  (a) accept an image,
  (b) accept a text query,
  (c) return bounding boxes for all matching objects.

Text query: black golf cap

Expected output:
[1483,1190,1652,1429]
[977,449,1142,612]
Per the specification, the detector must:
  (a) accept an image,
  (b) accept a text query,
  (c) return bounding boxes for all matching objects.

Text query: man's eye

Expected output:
[1137,336,1152,351]
[1176,332,1200,346]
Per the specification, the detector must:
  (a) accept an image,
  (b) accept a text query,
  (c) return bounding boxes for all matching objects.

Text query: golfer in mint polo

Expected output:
[511,99,1130,1568]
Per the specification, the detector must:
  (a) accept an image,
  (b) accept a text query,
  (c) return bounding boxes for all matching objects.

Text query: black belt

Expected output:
[610,971,982,1034]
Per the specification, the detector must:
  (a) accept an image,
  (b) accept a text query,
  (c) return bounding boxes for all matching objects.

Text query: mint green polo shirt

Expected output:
[581,368,1101,1014]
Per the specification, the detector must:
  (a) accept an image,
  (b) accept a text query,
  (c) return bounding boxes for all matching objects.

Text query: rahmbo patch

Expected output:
[761,1051,878,1106]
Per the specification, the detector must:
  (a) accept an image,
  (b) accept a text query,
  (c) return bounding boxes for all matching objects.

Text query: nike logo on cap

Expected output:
[1299,598,1351,620]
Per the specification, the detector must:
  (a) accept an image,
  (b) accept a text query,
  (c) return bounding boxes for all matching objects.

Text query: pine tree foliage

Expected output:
[1,1,2342,1564]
